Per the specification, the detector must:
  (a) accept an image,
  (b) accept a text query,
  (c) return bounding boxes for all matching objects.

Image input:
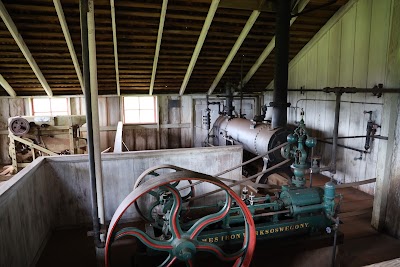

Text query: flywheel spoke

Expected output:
[188,192,232,239]
[164,185,183,239]
[160,254,177,267]
[114,227,172,251]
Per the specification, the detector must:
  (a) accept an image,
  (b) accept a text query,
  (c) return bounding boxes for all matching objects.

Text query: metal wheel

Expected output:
[133,165,195,223]
[105,170,256,267]
[9,117,30,136]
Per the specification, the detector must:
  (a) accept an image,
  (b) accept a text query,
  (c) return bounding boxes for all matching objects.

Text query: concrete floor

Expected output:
[36,175,400,267]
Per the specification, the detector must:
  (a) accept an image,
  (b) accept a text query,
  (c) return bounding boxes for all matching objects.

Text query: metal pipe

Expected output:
[271,0,290,129]
[79,0,102,247]
[324,135,388,141]
[263,87,400,93]
[319,139,368,154]
[330,93,341,174]
[295,98,383,109]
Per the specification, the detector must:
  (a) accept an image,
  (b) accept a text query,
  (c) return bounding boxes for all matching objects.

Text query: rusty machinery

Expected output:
[104,118,342,267]
[8,115,86,172]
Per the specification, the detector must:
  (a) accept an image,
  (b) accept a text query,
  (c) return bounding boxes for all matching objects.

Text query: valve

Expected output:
[281,109,317,187]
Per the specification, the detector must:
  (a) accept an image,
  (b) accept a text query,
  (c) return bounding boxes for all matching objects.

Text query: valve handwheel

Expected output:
[105,170,256,267]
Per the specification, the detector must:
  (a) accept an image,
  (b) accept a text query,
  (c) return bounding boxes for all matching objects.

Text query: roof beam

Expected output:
[219,0,275,12]
[0,74,17,97]
[241,0,310,88]
[110,0,121,95]
[179,0,219,96]
[53,0,83,92]
[0,0,53,97]
[149,0,168,95]
[207,10,260,95]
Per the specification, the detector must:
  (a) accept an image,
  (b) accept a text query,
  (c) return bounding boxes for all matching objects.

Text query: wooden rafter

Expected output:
[110,0,120,96]
[241,0,310,88]
[207,10,260,95]
[0,0,53,97]
[53,0,83,92]
[0,74,16,97]
[179,0,220,96]
[149,0,168,96]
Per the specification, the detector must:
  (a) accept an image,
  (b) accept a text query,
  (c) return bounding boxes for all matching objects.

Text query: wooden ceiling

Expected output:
[0,0,348,96]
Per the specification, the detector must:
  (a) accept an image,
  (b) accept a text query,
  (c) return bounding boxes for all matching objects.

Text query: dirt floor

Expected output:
[36,175,400,267]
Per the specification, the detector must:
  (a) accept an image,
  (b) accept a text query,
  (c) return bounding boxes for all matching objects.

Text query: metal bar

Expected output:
[110,0,120,95]
[179,0,219,96]
[0,1,53,97]
[207,10,260,95]
[319,139,369,154]
[149,0,168,96]
[54,0,84,92]
[324,135,388,141]
[253,210,290,218]
[0,74,16,97]
[179,142,289,191]
[79,0,102,247]
[188,159,291,201]
[334,178,376,189]
[330,93,341,174]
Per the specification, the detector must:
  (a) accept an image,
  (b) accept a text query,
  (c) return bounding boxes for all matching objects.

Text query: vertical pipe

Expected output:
[79,0,102,247]
[87,0,105,227]
[271,0,290,129]
[331,92,341,174]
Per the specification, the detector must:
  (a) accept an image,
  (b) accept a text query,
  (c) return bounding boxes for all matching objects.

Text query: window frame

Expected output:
[122,95,158,125]
[31,97,70,117]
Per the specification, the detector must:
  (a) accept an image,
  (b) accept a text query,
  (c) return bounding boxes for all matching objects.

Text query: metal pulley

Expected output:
[9,117,30,136]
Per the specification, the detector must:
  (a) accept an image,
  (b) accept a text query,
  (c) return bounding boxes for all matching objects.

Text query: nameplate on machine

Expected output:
[200,222,310,243]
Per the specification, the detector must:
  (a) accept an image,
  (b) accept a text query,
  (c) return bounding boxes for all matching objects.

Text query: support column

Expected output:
[79,0,104,251]
[270,0,290,129]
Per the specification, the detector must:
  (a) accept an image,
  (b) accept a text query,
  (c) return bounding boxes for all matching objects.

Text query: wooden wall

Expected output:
[71,95,194,152]
[0,157,58,267]
[0,146,242,266]
[265,0,395,195]
[0,95,194,165]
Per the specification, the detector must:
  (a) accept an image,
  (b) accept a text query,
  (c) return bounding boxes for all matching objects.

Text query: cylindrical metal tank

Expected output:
[213,116,289,163]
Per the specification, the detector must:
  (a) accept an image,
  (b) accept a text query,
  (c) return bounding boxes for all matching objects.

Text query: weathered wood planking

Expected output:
[379,0,400,238]
[0,158,58,267]
[46,146,243,223]
[263,0,396,196]
[180,95,192,148]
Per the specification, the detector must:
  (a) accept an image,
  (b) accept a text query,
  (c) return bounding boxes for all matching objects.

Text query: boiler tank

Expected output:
[213,116,289,163]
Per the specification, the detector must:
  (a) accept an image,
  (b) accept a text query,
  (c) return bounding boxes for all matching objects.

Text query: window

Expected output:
[32,98,69,116]
[123,96,157,124]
